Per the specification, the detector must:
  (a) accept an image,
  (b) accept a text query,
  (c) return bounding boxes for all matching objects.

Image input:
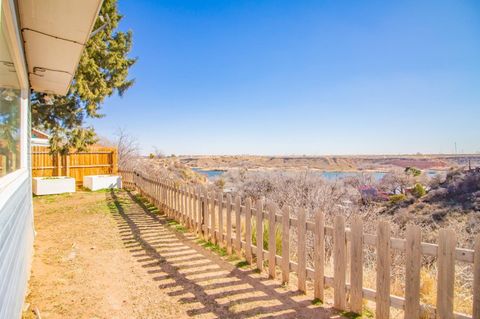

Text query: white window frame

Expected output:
[0,0,30,196]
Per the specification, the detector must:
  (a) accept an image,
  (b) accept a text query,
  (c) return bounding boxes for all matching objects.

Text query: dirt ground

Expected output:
[24,189,345,319]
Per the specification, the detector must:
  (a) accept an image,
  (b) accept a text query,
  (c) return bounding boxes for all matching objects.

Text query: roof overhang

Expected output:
[18,0,104,96]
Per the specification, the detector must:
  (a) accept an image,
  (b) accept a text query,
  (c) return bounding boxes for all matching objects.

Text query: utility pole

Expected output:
[454,142,457,155]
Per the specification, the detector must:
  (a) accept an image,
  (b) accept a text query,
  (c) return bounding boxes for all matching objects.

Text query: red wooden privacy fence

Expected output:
[120,170,479,319]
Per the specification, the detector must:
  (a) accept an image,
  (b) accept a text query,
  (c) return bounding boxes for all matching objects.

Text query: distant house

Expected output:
[31,128,50,146]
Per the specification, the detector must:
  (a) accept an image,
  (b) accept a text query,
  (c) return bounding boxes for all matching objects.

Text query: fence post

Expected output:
[189,186,194,229]
[174,184,178,219]
[333,215,347,310]
[176,184,180,220]
[153,178,160,208]
[405,224,421,319]
[181,186,186,225]
[175,183,178,218]
[184,186,188,227]
[65,153,70,177]
[314,209,325,302]
[235,196,242,255]
[376,221,391,319]
[268,202,276,279]
[218,192,224,247]
[196,187,201,235]
[167,182,171,217]
[181,186,185,224]
[297,208,306,293]
[245,198,253,264]
[203,191,209,240]
[226,194,232,255]
[185,186,190,226]
[186,186,190,227]
[350,215,363,314]
[210,192,217,244]
[437,228,456,319]
[281,206,290,284]
[256,198,264,271]
[56,152,61,176]
[112,149,118,174]
[162,181,166,208]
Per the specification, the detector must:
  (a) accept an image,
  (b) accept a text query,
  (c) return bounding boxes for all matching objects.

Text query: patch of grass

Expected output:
[167,219,179,226]
[226,253,241,262]
[340,312,360,319]
[235,260,249,269]
[78,187,121,193]
[363,309,374,318]
[166,219,187,233]
[339,309,374,319]
[197,239,228,256]
[311,298,323,305]
[251,219,282,255]
[132,194,160,214]
[35,192,73,203]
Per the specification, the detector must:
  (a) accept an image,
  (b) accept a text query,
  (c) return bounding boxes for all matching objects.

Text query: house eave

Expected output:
[18,0,104,96]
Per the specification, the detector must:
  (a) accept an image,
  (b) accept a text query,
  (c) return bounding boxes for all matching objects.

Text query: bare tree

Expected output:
[378,169,412,194]
[114,128,140,170]
[152,146,165,158]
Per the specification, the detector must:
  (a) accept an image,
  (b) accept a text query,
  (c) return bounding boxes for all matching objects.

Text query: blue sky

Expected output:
[89,0,480,155]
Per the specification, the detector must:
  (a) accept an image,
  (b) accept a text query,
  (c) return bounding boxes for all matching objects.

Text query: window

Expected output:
[0,13,21,177]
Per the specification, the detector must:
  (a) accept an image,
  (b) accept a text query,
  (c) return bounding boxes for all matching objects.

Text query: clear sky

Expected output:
[89,0,480,155]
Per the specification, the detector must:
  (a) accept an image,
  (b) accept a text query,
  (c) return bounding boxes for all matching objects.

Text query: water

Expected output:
[321,171,386,181]
[193,168,444,181]
[320,170,441,180]
[192,168,225,178]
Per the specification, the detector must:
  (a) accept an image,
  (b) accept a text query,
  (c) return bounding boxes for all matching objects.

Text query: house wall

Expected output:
[0,175,33,319]
[0,91,32,319]
[0,1,34,318]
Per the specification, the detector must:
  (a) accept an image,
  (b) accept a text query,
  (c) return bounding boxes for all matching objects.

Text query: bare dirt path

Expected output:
[25,190,342,319]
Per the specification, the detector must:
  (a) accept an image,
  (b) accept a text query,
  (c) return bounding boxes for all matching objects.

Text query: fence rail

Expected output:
[120,169,479,319]
[32,146,118,186]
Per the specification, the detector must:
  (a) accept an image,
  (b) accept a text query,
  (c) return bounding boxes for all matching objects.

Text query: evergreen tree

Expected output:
[31,0,136,153]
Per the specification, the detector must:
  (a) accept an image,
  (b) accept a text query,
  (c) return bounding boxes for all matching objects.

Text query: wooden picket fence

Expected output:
[32,146,118,186]
[120,170,480,319]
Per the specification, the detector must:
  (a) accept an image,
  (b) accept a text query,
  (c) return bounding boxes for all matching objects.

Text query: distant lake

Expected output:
[322,171,386,181]
[192,168,225,178]
[192,168,443,181]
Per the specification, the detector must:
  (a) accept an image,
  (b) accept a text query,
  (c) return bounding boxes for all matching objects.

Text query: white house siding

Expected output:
[0,0,33,315]
[0,176,33,319]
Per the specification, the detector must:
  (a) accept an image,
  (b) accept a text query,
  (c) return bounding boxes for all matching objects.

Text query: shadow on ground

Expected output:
[106,189,342,319]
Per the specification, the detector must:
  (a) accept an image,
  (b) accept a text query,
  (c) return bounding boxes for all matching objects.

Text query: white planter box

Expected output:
[32,177,76,195]
[83,175,122,191]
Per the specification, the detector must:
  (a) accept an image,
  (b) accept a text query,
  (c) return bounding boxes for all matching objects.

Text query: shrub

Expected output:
[405,167,422,177]
[214,178,226,190]
[389,194,406,204]
[412,183,426,198]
